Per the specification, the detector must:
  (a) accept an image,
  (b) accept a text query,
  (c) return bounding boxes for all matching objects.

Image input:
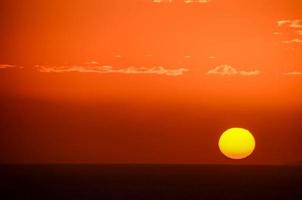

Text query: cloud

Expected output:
[85,61,99,65]
[283,71,302,76]
[0,64,17,69]
[273,32,282,35]
[0,64,24,70]
[296,30,302,35]
[239,70,261,76]
[277,20,302,28]
[283,39,302,44]
[35,64,188,76]
[276,20,302,44]
[207,65,260,76]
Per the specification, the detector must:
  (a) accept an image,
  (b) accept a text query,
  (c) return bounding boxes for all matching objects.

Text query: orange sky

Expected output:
[0,0,302,164]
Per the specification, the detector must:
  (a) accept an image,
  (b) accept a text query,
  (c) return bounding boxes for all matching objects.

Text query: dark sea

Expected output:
[1,165,302,200]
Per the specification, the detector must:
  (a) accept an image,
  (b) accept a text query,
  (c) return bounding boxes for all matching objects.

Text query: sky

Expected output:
[0,0,302,164]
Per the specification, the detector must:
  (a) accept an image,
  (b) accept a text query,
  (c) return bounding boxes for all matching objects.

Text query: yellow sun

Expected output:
[219,128,256,160]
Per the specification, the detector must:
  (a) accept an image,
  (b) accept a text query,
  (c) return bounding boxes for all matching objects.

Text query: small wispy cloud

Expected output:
[35,64,188,76]
[282,39,302,44]
[273,32,282,35]
[283,71,302,76]
[296,30,302,35]
[277,20,302,28]
[207,65,260,76]
[0,64,22,69]
[114,55,122,58]
[85,61,99,65]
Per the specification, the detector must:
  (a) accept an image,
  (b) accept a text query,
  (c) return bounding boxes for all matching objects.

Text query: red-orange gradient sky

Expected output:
[0,0,302,164]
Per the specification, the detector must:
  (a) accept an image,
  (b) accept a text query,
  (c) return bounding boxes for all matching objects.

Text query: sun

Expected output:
[218,128,256,160]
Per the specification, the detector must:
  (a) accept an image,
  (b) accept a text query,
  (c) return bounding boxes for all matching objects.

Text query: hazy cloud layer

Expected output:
[2,63,301,77]
[207,65,260,76]
[35,64,189,76]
